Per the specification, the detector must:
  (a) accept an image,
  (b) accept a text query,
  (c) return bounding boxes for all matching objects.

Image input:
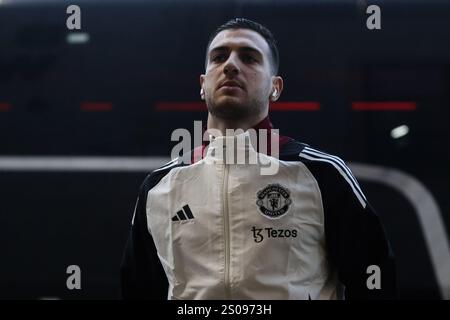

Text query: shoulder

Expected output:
[132,158,189,224]
[281,140,367,209]
[141,157,188,194]
[298,145,354,179]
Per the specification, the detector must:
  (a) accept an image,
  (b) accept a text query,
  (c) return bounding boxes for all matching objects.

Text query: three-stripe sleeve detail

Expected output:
[299,147,367,208]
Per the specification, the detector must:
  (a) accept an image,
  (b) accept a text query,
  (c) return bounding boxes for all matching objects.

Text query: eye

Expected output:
[212,54,226,63]
[242,54,257,63]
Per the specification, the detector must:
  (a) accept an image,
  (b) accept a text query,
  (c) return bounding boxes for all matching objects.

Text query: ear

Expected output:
[270,76,284,102]
[200,74,205,100]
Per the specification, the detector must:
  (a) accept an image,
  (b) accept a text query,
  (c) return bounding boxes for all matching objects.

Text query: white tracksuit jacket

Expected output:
[121,119,396,300]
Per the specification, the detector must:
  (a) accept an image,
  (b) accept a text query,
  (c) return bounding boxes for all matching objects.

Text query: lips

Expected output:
[219,80,243,89]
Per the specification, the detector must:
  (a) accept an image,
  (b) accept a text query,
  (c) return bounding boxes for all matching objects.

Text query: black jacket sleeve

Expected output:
[120,177,169,300]
[305,161,397,299]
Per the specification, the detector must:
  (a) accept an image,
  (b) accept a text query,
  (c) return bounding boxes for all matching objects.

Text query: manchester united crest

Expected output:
[256,184,292,219]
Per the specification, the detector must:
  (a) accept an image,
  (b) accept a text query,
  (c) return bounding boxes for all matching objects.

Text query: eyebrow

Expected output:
[209,46,263,58]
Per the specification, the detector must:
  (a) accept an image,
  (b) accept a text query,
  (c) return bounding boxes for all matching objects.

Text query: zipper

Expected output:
[221,163,231,299]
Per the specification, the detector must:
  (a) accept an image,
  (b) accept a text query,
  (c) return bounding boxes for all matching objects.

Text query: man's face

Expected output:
[200,29,276,120]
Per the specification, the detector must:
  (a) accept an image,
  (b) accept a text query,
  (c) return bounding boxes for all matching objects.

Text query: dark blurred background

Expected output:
[0,0,449,299]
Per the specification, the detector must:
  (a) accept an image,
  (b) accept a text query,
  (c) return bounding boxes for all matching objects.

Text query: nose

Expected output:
[223,52,240,76]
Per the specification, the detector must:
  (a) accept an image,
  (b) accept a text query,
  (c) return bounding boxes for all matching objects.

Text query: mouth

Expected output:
[218,80,243,90]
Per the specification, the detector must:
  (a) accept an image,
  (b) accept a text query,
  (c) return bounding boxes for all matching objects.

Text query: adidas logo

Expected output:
[172,205,195,222]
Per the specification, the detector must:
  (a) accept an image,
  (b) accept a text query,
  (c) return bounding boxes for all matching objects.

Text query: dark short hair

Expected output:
[205,18,280,75]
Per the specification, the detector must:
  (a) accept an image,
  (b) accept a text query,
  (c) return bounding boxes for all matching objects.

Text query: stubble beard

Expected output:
[206,95,264,122]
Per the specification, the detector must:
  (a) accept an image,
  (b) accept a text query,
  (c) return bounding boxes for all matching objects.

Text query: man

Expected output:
[120,18,396,300]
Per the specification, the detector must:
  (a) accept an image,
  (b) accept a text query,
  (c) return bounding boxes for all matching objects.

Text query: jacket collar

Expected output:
[192,115,292,163]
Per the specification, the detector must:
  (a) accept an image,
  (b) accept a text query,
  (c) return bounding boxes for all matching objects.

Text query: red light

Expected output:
[155,102,206,111]
[81,102,112,112]
[0,103,12,111]
[270,102,320,111]
[155,102,320,111]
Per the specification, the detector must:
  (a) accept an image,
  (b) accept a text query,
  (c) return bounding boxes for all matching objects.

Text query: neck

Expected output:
[207,112,268,136]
